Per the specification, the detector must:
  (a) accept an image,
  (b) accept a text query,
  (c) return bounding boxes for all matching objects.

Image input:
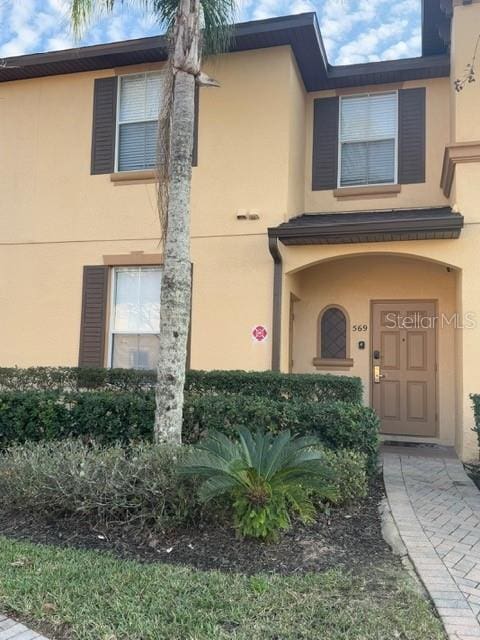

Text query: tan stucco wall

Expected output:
[0,46,298,373]
[286,53,307,217]
[0,46,297,246]
[289,255,457,446]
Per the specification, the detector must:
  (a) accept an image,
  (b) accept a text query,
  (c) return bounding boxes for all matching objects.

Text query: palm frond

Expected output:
[199,0,236,55]
[237,427,256,467]
[261,429,292,479]
[192,430,240,462]
[284,484,316,523]
[151,0,179,32]
[198,475,239,502]
[70,0,119,37]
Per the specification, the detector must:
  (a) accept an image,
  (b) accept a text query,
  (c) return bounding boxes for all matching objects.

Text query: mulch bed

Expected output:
[0,476,391,575]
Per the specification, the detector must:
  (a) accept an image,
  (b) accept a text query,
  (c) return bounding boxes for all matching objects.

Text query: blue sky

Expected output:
[0,0,422,65]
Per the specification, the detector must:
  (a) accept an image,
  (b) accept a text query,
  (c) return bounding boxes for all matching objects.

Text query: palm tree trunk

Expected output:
[154,68,196,445]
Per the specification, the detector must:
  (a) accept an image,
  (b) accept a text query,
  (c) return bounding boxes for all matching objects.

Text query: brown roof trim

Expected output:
[326,53,449,89]
[268,207,463,245]
[0,12,450,91]
[441,141,480,197]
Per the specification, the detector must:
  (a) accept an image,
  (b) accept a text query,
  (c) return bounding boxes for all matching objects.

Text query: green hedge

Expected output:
[0,390,379,473]
[183,394,379,473]
[0,391,154,445]
[471,394,480,444]
[185,370,362,403]
[0,367,362,403]
[0,367,155,392]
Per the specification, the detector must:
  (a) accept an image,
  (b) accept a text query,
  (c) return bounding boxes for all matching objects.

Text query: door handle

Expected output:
[373,365,385,384]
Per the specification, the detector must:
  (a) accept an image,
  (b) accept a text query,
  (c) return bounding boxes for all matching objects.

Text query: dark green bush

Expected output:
[0,391,154,446]
[0,390,379,473]
[472,395,480,445]
[0,440,203,531]
[0,367,362,403]
[183,394,379,474]
[0,367,156,392]
[185,370,363,403]
[322,449,368,504]
[301,402,380,475]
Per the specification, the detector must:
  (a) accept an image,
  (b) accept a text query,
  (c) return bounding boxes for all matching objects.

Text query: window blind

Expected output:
[110,267,162,370]
[117,72,163,171]
[339,92,397,187]
[112,267,162,334]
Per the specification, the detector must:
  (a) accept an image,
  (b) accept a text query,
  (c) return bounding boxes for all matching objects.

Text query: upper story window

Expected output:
[339,92,398,188]
[116,72,163,172]
[109,266,162,369]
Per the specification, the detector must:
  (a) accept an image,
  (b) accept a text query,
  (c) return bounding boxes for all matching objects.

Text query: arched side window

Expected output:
[314,305,353,368]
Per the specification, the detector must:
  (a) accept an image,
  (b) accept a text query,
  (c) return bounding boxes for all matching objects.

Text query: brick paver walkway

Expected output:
[384,452,480,640]
[0,615,49,639]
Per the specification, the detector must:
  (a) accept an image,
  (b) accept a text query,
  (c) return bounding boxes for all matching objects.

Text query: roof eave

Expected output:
[268,211,464,245]
[0,11,451,89]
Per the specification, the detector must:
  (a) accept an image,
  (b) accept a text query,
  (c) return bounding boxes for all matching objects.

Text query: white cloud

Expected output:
[47,35,73,51]
[252,0,284,20]
[381,29,421,59]
[335,20,409,65]
[291,0,316,13]
[391,0,420,17]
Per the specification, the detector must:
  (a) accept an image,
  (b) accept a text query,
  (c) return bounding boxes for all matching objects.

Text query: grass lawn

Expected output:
[0,535,445,640]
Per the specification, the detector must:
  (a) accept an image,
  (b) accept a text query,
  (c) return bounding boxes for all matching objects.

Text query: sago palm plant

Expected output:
[180,428,337,540]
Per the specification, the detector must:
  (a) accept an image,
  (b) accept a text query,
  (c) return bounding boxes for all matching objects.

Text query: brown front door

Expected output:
[371,301,437,437]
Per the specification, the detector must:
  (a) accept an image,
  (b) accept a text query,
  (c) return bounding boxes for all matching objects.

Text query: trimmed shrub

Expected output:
[0,367,155,392]
[183,394,379,474]
[302,402,380,475]
[0,440,203,531]
[472,395,480,446]
[185,370,363,403]
[0,367,362,403]
[0,391,379,473]
[322,449,368,504]
[0,391,154,446]
[0,439,369,536]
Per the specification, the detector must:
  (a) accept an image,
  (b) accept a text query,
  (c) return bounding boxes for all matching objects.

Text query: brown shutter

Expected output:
[78,266,109,367]
[398,87,426,184]
[312,96,339,191]
[192,85,200,167]
[91,77,118,175]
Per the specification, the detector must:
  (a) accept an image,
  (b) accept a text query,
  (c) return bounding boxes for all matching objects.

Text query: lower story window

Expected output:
[109,266,162,369]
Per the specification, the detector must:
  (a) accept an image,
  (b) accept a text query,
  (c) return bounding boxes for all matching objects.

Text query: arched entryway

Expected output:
[286,252,461,446]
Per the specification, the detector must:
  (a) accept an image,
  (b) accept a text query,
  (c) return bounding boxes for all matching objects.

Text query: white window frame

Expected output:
[107,266,162,368]
[115,71,162,173]
[337,91,398,189]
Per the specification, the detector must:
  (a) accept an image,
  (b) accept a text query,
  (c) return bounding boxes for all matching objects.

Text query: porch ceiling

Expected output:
[268,207,464,246]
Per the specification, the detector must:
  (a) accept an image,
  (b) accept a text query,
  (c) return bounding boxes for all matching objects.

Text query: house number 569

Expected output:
[353,324,368,332]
